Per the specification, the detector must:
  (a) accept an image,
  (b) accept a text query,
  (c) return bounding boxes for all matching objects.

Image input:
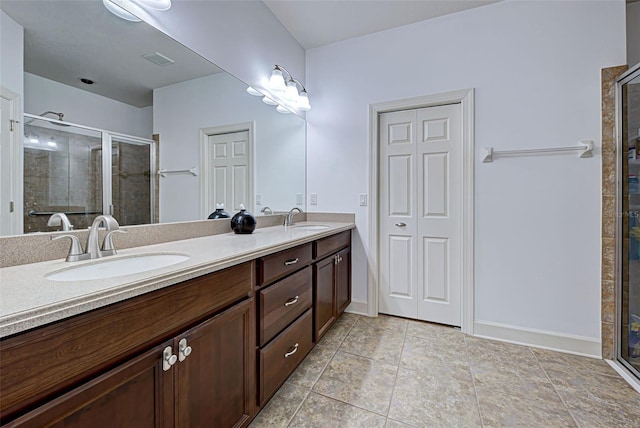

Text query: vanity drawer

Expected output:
[257,243,312,286]
[259,266,312,346]
[259,309,312,406]
[314,230,350,260]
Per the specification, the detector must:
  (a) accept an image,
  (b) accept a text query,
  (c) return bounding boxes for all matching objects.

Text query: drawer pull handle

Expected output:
[284,296,299,307]
[284,258,299,266]
[163,346,178,371]
[395,222,407,227]
[284,343,299,358]
[178,338,193,362]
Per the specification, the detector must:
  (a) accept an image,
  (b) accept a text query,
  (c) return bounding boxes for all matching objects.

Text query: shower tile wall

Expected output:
[23,125,101,233]
[112,142,151,226]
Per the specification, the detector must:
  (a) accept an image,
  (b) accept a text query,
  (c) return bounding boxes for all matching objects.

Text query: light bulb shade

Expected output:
[284,80,299,102]
[103,0,142,21]
[137,0,172,10]
[246,86,262,96]
[276,105,292,114]
[262,96,278,106]
[297,90,311,111]
[269,68,286,93]
[29,134,39,143]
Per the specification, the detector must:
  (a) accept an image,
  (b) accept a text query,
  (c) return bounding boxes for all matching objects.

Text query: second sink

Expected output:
[46,253,190,282]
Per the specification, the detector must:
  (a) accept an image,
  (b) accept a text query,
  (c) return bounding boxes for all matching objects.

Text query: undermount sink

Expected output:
[294,225,330,230]
[46,253,190,282]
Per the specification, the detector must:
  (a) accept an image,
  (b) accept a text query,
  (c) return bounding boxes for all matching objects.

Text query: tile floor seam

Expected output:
[463,334,487,428]
[310,389,390,418]
[529,346,582,428]
[385,319,408,419]
[284,386,312,428]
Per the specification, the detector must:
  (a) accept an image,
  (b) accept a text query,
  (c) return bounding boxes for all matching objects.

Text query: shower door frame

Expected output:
[615,63,640,384]
[22,113,156,227]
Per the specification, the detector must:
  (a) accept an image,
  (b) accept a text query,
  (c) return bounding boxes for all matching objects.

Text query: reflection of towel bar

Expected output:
[28,210,101,217]
[482,141,594,163]
[158,166,199,177]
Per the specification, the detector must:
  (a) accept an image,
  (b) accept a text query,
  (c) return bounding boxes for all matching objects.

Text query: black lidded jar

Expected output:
[230,204,256,234]
[208,203,231,219]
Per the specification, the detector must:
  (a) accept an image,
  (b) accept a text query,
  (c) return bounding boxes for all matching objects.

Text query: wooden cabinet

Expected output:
[0,263,255,427]
[313,231,351,342]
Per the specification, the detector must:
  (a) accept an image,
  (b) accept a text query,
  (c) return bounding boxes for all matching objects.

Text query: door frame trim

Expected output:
[367,89,475,334]
[199,122,255,218]
[0,86,23,235]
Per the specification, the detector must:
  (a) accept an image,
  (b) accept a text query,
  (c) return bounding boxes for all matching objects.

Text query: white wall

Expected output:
[628,2,640,67]
[0,10,23,96]
[136,1,305,104]
[154,72,305,223]
[306,0,625,348]
[24,73,152,139]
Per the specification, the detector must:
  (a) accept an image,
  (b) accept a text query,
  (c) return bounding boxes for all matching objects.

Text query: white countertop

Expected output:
[0,221,354,338]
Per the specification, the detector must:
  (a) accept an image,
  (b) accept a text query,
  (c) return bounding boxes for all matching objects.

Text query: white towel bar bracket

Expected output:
[158,166,199,177]
[481,140,594,163]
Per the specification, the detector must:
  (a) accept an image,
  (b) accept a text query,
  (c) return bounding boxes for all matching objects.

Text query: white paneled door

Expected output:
[206,131,250,213]
[379,104,462,326]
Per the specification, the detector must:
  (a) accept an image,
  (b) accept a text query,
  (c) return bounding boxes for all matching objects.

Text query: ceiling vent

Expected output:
[142,51,175,66]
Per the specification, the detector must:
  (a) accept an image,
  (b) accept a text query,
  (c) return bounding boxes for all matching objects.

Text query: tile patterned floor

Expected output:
[249,314,640,428]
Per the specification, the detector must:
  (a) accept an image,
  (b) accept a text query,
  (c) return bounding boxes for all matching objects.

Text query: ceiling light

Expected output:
[102,0,142,22]
[268,66,286,93]
[137,0,172,11]
[28,133,39,144]
[276,105,292,114]
[47,138,58,148]
[246,86,262,96]
[262,96,278,106]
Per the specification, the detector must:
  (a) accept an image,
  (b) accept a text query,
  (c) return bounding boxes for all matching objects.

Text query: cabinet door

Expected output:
[174,298,255,428]
[335,247,351,315]
[314,255,336,341]
[7,342,174,428]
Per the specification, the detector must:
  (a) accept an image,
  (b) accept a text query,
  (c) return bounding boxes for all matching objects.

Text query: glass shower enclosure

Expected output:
[23,114,156,233]
[617,64,640,380]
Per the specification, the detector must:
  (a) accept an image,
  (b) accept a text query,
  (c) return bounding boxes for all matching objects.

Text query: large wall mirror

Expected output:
[0,0,306,236]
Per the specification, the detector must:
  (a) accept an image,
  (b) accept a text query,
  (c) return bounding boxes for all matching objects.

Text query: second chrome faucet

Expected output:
[52,214,126,262]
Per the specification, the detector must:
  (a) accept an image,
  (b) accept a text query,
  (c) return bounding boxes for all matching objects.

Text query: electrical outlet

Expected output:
[359,193,367,206]
[255,194,262,205]
[310,193,318,205]
[296,193,303,205]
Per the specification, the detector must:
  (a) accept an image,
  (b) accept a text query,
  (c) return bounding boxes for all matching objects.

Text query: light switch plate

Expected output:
[255,194,262,205]
[310,193,318,205]
[296,193,303,205]
[359,193,367,206]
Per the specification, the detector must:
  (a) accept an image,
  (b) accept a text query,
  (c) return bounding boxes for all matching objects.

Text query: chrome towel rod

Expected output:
[481,140,594,163]
[158,166,199,177]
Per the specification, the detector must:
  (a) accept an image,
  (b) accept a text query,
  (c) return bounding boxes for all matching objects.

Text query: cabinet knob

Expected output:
[163,346,178,371]
[178,338,193,362]
[284,258,299,266]
[284,343,299,358]
[284,296,299,307]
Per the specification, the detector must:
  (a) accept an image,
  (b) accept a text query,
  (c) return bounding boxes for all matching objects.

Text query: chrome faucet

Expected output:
[86,215,122,259]
[260,206,273,215]
[52,214,126,262]
[47,213,73,231]
[284,207,303,226]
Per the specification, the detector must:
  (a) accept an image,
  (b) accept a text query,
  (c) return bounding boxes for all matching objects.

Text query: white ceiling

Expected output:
[263,0,501,49]
[0,1,221,107]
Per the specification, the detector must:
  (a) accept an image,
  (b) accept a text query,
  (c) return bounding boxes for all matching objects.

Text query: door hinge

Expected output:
[9,119,19,132]
[9,201,14,213]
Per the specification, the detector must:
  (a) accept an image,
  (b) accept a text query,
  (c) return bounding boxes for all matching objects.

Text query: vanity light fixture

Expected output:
[28,133,39,144]
[247,65,311,113]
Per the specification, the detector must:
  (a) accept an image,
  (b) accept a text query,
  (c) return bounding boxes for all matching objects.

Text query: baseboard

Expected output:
[474,320,601,358]
[345,299,368,316]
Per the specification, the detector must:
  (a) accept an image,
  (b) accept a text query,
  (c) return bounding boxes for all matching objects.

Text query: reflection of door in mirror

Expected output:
[0,87,20,236]
[206,131,251,214]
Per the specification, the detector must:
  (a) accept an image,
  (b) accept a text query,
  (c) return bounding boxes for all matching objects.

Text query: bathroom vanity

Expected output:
[0,222,353,427]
